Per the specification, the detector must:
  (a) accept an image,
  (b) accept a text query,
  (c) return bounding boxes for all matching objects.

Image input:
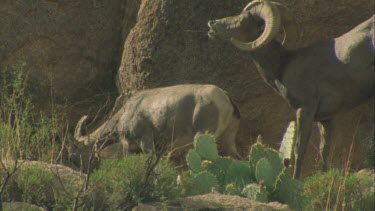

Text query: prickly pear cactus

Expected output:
[225,160,253,189]
[273,168,308,210]
[242,183,268,203]
[279,121,295,162]
[203,157,232,187]
[224,183,242,195]
[189,171,219,195]
[249,142,284,179]
[194,134,219,161]
[186,149,202,173]
[255,158,282,192]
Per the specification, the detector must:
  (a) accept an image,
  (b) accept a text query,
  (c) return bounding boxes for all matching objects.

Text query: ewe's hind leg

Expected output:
[318,120,332,171]
[217,119,242,159]
[192,102,219,134]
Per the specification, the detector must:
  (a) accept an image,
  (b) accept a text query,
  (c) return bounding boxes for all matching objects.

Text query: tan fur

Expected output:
[75,84,241,162]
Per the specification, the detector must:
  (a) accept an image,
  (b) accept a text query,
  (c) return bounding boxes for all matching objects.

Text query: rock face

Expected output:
[181,193,292,211]
[118,0,374,176]
[132,193,292,211]
[0,0,140,122]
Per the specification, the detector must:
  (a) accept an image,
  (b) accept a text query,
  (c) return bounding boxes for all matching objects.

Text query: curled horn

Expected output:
[74,115,99,145]
[273,3,299,49]
[231,0,282,51]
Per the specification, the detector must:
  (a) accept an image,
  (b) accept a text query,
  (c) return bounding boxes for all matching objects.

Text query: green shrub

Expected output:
[16,164,55,208]
[304,169,375,211]
[1,163,74,210]
[0,64,64,162]
[0,64,71,209]
[84,154,181,210]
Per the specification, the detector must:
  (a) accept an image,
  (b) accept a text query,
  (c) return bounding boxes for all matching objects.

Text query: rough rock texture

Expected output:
[132,193,292,211]
[118,0,374,176]
[0,0,140,123]
[2,202,46,211]
[180,193,292,211]
[356,168,375,193]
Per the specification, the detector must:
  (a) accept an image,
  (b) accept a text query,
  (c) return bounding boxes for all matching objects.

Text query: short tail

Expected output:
[229,97,241,119]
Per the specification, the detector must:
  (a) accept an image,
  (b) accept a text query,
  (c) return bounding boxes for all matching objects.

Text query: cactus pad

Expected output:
[255,158,282,192]
[189,171,219,195]
[194,134,219,161]
[242,183,268,203]
[273,168,307,210]
[224,183,242,195]
[225,160,254,189]
[186,149,202,173]
[279,121,295,162]
[249,143,284,179]
[203,157,233,191]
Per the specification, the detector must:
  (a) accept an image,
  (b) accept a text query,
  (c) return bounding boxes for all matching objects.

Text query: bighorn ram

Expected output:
[208,0,374,178]
[74,84,241,162]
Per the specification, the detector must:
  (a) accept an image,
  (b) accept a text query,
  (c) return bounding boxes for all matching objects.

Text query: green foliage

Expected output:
[202,157,234,191]
[0,64,68,209]
[15,164,55,209]
[188,172,219,196]
[0,64,64,162]
[184,134,254,195]
[304,169,375,211]
[194,134,219,161]
[225,160,253,189]
[248,142,307,210]
[85,154,181,210]
[186,149,201,173]
[223,183,242,195]
[183,134,308,210]
[242,183,268,203]
[249,142,283,179]
[1,163,74,210]
[273,168,307,211]
[255,158,278,192]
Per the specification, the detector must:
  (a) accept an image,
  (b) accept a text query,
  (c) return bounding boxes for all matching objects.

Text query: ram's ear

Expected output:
[99,143,127,159]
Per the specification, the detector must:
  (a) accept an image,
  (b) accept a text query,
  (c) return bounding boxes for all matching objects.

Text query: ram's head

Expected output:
[208,0,298,51]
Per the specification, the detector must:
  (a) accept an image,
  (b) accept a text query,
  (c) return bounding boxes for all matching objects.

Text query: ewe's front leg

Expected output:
[139,132,155,154]
[318,120,332,171]
[293,107,315,179]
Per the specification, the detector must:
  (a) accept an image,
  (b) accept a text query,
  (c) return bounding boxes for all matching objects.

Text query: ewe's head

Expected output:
[208,0,298,51]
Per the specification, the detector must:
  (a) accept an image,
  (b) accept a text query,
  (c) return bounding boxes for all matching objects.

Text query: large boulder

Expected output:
[118,0,374,176]
[0,0,140,122]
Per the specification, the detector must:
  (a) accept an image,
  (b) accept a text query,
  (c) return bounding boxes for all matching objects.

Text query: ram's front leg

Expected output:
[293,107,315,179]
[318,119,332,171]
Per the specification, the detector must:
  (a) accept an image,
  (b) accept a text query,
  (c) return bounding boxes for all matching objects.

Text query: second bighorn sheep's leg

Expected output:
[293,107,315,179]
[318,119,333,171]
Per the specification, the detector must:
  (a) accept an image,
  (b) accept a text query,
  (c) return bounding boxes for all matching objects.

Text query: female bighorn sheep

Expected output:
[74,84,242,162]
[208,0,374,178]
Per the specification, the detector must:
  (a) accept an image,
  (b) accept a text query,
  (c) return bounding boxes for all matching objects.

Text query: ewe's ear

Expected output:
[99,143,127,159]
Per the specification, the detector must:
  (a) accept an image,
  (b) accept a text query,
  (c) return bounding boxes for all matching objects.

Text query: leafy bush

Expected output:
[15,164,56,208]
[84,154,181,210]
[304,169,375,211]
[1,163,74,210]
